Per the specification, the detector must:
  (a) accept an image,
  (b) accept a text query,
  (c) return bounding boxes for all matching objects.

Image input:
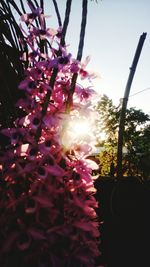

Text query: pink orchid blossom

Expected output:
[0,5,101,267]
[20,7,42,23]
[29,26,58,40]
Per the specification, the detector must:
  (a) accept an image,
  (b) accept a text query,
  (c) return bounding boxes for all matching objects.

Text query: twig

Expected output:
[33,0,39,8]
[8,0,22,16]
[40,0,44,11]
[42,68,58,116]
[52,0,62,27]
[42,0,72,109]
[77,0,88,61]
[19,0,26,14]
[6,0,20,50]
[66,0,88,108]
[60,0,72,46]
[35,0,72,141]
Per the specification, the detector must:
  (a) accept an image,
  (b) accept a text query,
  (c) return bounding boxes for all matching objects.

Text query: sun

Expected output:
[60,116,95,149]
[69,119,91,138]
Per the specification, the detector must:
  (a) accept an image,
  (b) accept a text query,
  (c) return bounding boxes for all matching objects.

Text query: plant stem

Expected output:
[52,0,62,27]
[36,0,72,141]
[60,0,72,47]
[66,0,88,109]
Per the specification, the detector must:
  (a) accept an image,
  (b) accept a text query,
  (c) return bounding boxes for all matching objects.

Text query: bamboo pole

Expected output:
[117,32,147,178]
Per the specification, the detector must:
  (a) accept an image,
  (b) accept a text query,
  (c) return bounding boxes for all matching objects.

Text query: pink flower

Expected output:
[36,166,47,178]
[43,114,58,129]
[33,195,53,208]
[28,227,45,240]
[72,159,93,182]
[38,138,52,154]
[20,7,42,23]
[75,85,96,101]
[70,60,80,73]
[73,143,93,158]
[17,233,31,251]
[79,68,89,78]
[28,26,58,41]
[73,219,99,236]
[0,5,101,265]
[45,163,65,177]
[14,143,29,157]
[19,112,41,130]
[16,97,32,112]
[25,198,37,214]
[19,77,37,93]
[1,128,25,146]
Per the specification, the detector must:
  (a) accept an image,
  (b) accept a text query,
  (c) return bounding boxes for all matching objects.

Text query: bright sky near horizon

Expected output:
[14,0,150,114]
[49,0,150,114]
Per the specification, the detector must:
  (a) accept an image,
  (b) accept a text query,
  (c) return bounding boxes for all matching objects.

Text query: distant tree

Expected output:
[96,94,119,146]
[96,95,150,177]
[97,144,117,176]
[123,108,150,176]
[129,124,150,179]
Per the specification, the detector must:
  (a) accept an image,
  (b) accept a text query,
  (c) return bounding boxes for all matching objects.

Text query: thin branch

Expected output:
[42,68,58,116]
[35,0,72,141]
[52,0,62,27]
[66,0,88,108]
[34,2,46,55]
[26,0,40,31]
[6,2,27,52]
[38,0,47,54]
[27,0,36,10]
[77,0,88,61]
[33,0,39,8]
[8,0,22,16]
[6,0,21,50]
[0,0,28,69]
[0,9,16,48]
[41,0,72,112]
[20,0,26,14]
[60,0,72,46]
[40,0,44,11]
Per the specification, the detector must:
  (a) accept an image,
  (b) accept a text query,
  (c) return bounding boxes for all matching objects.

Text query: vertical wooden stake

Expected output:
[117,32,147,178]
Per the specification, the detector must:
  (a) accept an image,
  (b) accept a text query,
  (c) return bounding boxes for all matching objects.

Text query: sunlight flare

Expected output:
[61,114,96,149]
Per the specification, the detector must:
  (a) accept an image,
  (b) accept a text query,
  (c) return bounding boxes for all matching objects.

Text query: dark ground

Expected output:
[95,176,150,267]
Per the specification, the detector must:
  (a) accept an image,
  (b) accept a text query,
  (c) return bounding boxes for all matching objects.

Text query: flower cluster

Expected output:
[0,5,100,267]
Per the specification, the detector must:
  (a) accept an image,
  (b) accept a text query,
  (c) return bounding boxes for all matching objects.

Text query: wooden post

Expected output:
[117,32,147,179]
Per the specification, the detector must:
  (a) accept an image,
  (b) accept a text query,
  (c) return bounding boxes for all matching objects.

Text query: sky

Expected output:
[48,0,150,114]
[14,0,150,114]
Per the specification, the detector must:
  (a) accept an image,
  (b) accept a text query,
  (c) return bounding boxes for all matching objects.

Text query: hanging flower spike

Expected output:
[0,1,101,267]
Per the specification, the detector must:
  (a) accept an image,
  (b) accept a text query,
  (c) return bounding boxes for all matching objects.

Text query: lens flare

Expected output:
[69,119,90,138]
[61,115,95,149]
